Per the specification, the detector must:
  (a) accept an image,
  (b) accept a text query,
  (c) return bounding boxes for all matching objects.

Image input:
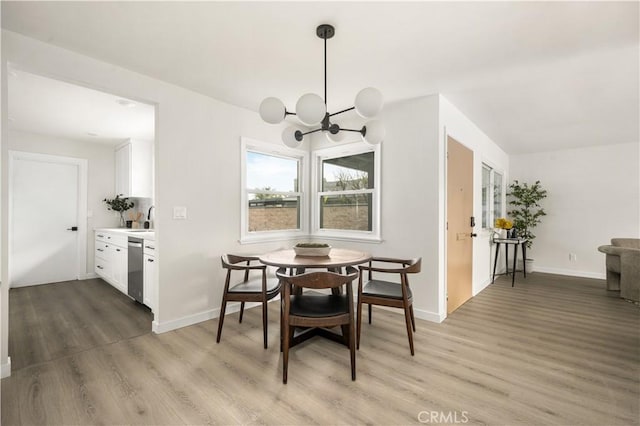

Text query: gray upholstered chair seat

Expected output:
[229,277,280,294]
[362,279,413,300]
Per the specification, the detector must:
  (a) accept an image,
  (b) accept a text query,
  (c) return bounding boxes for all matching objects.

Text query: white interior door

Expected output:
[10,153,81,287]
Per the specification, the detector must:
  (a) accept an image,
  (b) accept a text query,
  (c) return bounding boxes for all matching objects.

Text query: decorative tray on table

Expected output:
[293,243,332,257]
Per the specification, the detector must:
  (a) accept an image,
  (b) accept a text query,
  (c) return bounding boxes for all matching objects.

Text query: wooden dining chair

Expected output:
[276,266,359,384]
[357,257,422,355]
[216,254,281,349]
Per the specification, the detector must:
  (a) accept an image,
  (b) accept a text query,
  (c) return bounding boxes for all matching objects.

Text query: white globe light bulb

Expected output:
[282,126,303,148]
[362,120,385,145]
[296,93,326,125]
[354,87,383,118]
[259,97,286,124]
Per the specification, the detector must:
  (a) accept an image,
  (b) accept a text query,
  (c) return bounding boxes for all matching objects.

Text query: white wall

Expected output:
[510,142,640,278]
[8,130,119,277]
[438,96,510,301]
[311,96,442,321]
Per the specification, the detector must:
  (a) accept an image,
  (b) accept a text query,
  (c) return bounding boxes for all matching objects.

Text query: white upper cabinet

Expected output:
[115,139,153,198]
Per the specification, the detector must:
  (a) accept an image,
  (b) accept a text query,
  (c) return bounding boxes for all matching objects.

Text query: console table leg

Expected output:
[522,243,527,278]
[492,243,500,283]
[512,244,518,287]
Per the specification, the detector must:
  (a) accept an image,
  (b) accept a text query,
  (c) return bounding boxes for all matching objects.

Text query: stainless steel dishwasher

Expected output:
[128,237,144,303]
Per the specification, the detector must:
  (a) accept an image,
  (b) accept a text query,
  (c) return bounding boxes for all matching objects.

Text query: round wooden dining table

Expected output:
[258,248,372,270]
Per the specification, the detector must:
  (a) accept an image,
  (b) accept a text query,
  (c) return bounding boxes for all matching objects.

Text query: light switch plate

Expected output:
[173,206,187,220]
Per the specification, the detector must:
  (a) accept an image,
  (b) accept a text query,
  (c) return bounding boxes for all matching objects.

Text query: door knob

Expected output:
[470,233,478,238]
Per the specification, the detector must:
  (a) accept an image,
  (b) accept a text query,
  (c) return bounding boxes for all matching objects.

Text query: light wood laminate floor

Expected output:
[2,273,639,425]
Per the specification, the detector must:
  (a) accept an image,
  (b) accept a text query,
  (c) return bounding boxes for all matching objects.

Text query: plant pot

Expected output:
[517,258,534,274]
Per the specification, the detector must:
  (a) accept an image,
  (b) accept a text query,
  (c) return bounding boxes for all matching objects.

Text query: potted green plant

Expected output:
[103,194,135,227]
[507,180,547,273]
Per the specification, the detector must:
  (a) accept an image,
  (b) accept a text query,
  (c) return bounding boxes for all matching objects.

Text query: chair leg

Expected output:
[349,318,356,381]
[216,299,227,343]
[283,319,290,384]
[410,305,416,332]
[368,304,372,324]
[356,298,363,350]
[239,301,245,323]
[262,299,268,349]
[403,305,415,356]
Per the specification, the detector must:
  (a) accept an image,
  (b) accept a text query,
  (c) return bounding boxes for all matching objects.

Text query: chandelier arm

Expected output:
[299,127,324,137]
[340,128,366,135]
[329,106,355,117]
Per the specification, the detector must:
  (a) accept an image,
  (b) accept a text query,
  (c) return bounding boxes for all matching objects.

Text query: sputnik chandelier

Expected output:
[259,24,385,147]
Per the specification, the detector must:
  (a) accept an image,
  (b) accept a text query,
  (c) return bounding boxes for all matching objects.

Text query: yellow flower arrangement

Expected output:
[494,218,513,230]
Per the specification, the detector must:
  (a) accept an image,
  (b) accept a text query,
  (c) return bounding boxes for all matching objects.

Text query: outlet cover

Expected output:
[173,206,187,220]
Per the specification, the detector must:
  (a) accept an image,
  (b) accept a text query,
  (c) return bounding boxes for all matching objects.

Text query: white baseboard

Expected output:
[80,272,98,280]
[413,307,446,323]
[1,357,11,378]
[533,266,605,280]
[151,301,269,334]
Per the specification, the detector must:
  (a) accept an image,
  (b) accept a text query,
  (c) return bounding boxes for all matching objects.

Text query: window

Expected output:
[313,143,380,241]
[241,138,307,242]
[481,163,504,229]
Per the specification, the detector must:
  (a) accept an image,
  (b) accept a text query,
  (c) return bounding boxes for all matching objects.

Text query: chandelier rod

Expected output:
[324,35,327,106]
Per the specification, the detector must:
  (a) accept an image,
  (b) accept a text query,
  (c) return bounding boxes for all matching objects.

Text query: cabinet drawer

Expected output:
[95,260,110,278]
[143,240,156,256]
[95,241,109,259]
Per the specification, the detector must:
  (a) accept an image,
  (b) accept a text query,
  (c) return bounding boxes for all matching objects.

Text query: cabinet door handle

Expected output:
[97,248,104,252]
[97,234,104,238]
[145,246,155,250]
[97,265,104,269]
[147,259,154,263]
[116,249,121,252]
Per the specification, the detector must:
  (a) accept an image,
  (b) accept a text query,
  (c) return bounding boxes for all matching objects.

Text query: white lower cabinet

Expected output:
[143,254,157,312]
[110,243,128,294]
[95,231,157,313]
[95,231,128,295]
[143,239,157,312]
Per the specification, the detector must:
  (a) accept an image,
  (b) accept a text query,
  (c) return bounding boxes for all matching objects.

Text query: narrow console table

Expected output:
[492,237,528,287]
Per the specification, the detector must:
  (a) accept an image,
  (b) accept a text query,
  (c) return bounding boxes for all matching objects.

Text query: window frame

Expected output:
[311,141,381,242]
[240,137,309,243]
[481,162,505,230]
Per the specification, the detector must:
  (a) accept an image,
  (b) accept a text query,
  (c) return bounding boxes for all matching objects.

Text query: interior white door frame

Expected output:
[8,150,88,286]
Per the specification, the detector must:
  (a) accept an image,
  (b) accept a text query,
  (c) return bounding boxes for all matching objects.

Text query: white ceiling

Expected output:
[8,69,155,145]
[2,1,638,154]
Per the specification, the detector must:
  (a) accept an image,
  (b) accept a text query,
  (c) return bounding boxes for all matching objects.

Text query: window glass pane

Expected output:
[248,195,300,232]
[320,193,372,231]
[493,172,503,222]
[322,152,374,192]
[246,151,298,192]
[482,165,491,228]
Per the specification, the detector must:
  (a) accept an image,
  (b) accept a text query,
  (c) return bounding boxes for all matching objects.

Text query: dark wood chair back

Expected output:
[276,266,359,384]
[358,257,422,355]
[217,254,280,349]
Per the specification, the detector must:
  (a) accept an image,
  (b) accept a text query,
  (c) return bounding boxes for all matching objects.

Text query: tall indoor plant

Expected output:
[508,180,547,272]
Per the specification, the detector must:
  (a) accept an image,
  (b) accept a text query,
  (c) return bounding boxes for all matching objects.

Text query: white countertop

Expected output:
[95,228,155,240]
